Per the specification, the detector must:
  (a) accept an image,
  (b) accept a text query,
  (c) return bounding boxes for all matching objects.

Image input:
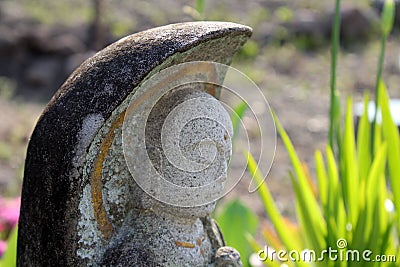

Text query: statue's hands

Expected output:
[215,246,242,267]
[202,216,242,266]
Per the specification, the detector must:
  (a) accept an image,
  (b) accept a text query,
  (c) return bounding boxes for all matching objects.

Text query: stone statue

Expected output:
[18,22,252,266]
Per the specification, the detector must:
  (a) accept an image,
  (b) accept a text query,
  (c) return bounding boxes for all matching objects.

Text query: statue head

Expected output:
[141,86,233,218]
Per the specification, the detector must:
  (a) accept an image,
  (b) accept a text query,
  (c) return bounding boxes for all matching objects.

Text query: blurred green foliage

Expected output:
[0,77,16,100]
[274,6,294,23]
[215,200,259,267]
[236,40,260,61]
[0,142,12,162]
[19,0,92,26]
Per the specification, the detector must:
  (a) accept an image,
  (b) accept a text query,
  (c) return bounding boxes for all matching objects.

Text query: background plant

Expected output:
[246,81,399,266]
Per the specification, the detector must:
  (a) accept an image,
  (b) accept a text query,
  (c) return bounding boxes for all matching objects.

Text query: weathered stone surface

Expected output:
[215,247,242,267]
[18,22,251,266]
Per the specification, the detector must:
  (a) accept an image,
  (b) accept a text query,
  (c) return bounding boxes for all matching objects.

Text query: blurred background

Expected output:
[0,0,399,229]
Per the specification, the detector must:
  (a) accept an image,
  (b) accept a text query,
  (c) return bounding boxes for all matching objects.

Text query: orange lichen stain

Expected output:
[175,240,196,249]
[204,82,218,97]
[196,237,202,246]
[90,110,126,240]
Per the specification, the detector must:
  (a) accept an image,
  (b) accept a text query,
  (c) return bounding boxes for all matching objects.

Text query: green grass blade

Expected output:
[289,171,325,254]
[379,80,400,234]
[366,143,387,208]
[245,233,282,267]
[273,113,326,252]
[374,119,383,155]
[353,143,387,251]
[381,0,395,37]
[274,113,325,221]
[377,219,396,264]
[325,146,346,245]
[246,152,308,266]
[357,93,371,181]
[329,0,341,150]
[367,201,384,262]
[0,226,17,267]
[315,150,328,212]
[351,204,368,252]
[245,232,262,253]
[195,0,205,16]
[230,101,247,141]
[372,0,395,148]
[366,171,391,264]
[342,97,359,226]
[246,152,296,249]
[373,175,391,256]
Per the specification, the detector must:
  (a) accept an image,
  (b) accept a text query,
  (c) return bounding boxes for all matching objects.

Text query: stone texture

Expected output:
[18,22,251,266]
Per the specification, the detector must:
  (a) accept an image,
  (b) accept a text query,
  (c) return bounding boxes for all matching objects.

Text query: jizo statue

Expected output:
[17,22,252,266]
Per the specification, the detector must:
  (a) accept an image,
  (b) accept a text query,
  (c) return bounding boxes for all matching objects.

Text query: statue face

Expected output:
[144,87,233,216]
